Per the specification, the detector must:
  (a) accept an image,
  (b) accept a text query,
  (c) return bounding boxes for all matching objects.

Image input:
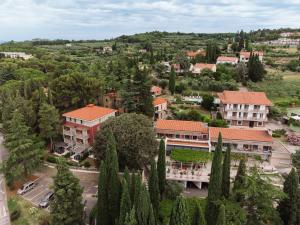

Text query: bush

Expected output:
[8,198,21,221]
[46,155,58,164]
[272,129,286,138]
[208,119,228,127]
[165,181,183,200]
[82,161,91,168]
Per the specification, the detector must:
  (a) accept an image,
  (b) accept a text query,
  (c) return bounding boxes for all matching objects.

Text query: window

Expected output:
[244,105,249,110]
[203,134,208,139]
[243,113,248,117]
[175,134,180,139]
[253,113,257,118]
[237,121,242,126]
[254,105,260,110]
[232,112,237,117]
[185,135,190,139]
[193,136,197,140]
[258,122,263,126]
[233,104,238,109]
[80,120,83,124]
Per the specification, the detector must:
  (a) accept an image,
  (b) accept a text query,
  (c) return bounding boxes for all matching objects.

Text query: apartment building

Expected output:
[217,91,272,127]
[62,104,117,152]
[240,51,263,63]
[153,98,168,120]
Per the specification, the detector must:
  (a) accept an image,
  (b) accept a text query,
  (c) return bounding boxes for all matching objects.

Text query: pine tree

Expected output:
[4,110,43,185]
[278,168,299,225]
[221,145,231,199]
[169,196,190,225]
[97,161,108,225]
[206,133,223,225]
[124,208,137,225]
[38,103,60,150]
[119,180,132,225]
[50,159,84,225]
[215,204,225,225]
[135,185,155,225]
[169,66,176,95]
[232,158,246,203]
[148,160,160,221]
[157,139,166,198]
[192,204,206,225]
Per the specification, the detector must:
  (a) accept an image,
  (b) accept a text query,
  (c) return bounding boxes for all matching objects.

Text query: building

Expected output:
[103,92,123,111]
[216,56,239,65]
[191,63,216,74]
[209,127,273,160]
[139,49,147,53]
[217,91,272,127]
[153,98,168,120]
[186,49,206,59]
[240,51,263,63]
[0,52,33,60]
[102,46,113,54]
[172,64,183,73]
[155,120,210,154]
[151,86,162,96]
[62,104,117,156]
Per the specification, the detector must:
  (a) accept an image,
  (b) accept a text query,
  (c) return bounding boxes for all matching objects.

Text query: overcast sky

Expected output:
[1,0,300,41]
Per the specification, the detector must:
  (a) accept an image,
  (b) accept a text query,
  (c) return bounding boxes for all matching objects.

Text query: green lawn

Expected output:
[171,149,212,163]
[8,196,49,225]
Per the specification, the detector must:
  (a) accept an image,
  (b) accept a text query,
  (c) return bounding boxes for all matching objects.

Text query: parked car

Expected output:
[17,181,36,195]
[39,191,54,208]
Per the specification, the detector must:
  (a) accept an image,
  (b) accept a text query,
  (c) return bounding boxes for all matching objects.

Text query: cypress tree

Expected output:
[215,204,225,225]
[232,158,246,203]
[148,160,160,221]
[206,133,223,225]
[192,204,206,225]
[130,172,136,204]
[248,53,264,82]
[97,161,108,225]
[134,173,142,209]
[169,196,190,225]
[50,159,84,225]
[169,66,176,95]
[157,139,166,198]
[119,180,132,225]
[124,208,137,225]
[278,168,299,225]
[124,167,131,193]
[136,185,155,225]
[221,145,231,199]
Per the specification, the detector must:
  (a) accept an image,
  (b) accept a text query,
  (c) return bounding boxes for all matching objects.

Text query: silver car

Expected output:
[17,181,36,195]
[39,191,54,208]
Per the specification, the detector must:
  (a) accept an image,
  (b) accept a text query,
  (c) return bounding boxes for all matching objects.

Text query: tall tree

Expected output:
[206,42,220,63]
[121,75,138,113]
[3,110,43,185]
[119,180,132,225]
[232,158,246,203]
[191,204,206,225]
[97,161,108,225]
[248,53,264,82]
[169,196,190,225]
[124,167,131,193]
[169,66,176,95]
[148,160,160,221]
[278,168,299,225]
[221,145,231,199]
[216,204,225,225]
[130,172,136,204]
[38,102,60,150]
[157,139,166,198]
[50,159,84,225]
[135,185,155,225]
[206,133,223,225]
[124,208,137,225]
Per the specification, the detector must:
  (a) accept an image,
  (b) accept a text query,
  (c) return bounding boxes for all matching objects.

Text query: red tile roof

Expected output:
[217,56,238,62]
[172,64,181,70]
[240,51,264,58]
[194,63,216,70]
[217,91,272,106]
[63,104,117,121]
[209,127,273,143]
[151,86,162,94]
[167,140,209,148]
[153,97,168,106]
[155,120,208,133]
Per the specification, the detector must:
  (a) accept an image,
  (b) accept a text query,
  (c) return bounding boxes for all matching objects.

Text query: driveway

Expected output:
[0,134,10,225]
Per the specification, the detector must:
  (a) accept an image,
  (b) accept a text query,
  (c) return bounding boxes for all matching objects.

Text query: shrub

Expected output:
[165,181,183,200]
[83,161,91,168]
[46,155,58,164]
[8,198,21,221]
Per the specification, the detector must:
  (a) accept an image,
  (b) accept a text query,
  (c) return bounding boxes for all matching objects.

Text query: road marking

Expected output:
[22,185,45,199]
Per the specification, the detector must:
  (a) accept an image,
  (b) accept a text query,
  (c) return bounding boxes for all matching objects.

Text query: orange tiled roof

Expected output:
[167,140,209,148]
[155,120,208,133]
[217,56,238,62]
[186,51,198,57]
[194,63,215,70]
[153,97,167,106]
[240,51,264,58]
[209,127,273,143]
[63,104,117,121]
[217,91,272,106]
[151,85,162,93]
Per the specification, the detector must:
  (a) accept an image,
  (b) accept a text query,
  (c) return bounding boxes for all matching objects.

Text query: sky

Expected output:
[1,0,300,41]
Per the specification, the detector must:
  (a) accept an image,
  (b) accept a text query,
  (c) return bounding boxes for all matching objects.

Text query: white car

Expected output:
[17,181,36,195]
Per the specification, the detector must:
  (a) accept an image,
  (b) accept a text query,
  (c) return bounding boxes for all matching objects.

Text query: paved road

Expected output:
[0,134,10,225]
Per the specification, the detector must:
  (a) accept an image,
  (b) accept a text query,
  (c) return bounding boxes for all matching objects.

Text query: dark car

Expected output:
[39,191,54,208]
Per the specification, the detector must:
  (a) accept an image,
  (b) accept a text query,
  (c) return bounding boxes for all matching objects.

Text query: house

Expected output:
[0,52,33,60]
[151,86,162,96]
[240,51,263,63]
[155,120,210,154]
[209,127,273,160]
[172,64,183,73]
[62,104,117,157]
[66,43,72,47]
[191,63,216,74]
[103,92,122,110]
[102,46,113,53]
[217,91,272,127]
[139,49,147,53]
[153,98,168,120]
[216,56,238,65]
[186,49,206,59]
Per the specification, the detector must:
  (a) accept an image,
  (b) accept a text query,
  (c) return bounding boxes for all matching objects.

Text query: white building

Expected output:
[240,51,263,63]
[216,56,239,65]
[0,52,33,60]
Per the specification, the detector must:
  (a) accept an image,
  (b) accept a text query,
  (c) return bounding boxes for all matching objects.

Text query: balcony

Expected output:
[224,116,268,121]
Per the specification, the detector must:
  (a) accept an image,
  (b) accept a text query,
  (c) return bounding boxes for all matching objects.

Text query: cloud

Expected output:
[0,0,300,40]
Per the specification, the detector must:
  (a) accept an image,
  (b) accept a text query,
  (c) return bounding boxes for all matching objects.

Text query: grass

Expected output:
[171,149,212,163]
[8,196,49,225]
